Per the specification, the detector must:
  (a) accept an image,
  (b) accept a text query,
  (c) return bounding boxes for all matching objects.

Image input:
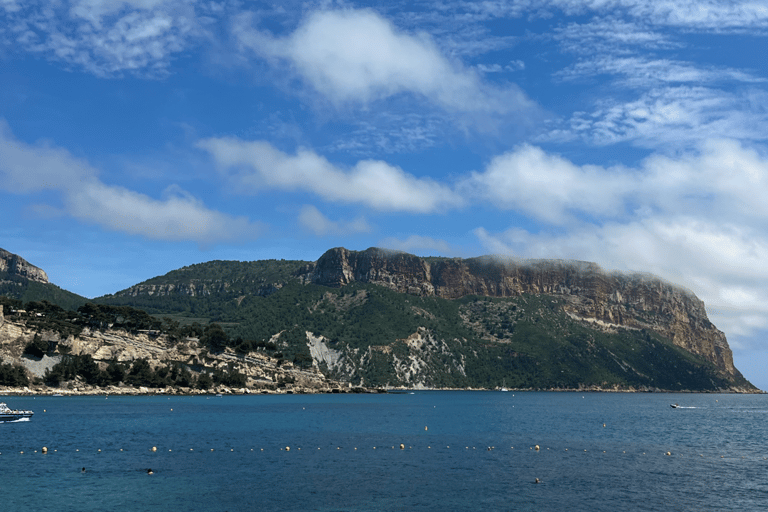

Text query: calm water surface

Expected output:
[1,392,766,511]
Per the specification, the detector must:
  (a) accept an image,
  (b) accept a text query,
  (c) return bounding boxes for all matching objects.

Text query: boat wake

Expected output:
[3,417,31,423]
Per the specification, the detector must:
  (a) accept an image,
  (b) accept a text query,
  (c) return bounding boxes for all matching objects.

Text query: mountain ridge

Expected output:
[0,246,757,392]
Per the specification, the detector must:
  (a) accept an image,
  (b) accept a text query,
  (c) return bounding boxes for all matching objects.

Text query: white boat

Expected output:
[0,402,34,422]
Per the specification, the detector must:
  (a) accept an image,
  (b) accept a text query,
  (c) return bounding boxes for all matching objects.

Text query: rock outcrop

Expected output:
[0,310,354,395]
[300,247,741,381]
[0,248,49,283]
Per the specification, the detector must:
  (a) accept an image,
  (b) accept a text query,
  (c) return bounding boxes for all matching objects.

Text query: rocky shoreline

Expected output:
[2,384,759,396]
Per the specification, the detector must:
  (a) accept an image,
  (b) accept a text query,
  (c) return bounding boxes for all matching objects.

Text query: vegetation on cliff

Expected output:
[0,247,757,392]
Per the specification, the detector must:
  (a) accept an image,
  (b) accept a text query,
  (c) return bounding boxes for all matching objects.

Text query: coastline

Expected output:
[2,384,761,396]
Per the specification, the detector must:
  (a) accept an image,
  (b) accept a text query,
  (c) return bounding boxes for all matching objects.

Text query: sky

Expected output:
[2,1,768,389]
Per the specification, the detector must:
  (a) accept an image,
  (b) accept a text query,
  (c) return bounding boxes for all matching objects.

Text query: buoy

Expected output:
[535,478,540,484]
[151,446,157,452]
[42,447,48,454]
[425,426,428,431]
[98,449,101,452]
[285,447,290,452]
[147,469,153,475]
[666,451,671,456]
[400,444,405,450]
[535,445,540,451]
[603,423,606,427]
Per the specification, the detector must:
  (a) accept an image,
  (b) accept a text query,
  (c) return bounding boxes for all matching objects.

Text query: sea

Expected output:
[1,391,766,512]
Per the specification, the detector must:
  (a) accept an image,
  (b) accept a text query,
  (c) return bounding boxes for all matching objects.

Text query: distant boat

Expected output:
[500,380,508,392]
[0,402,34,422]
[670,403,679,408]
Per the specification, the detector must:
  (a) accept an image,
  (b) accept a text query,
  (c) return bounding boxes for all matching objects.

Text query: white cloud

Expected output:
[298,205,371,236]
[0,120,262,243]
[198,136,464,213]
[66,180,261,242]
[461,144,632,224]
[470,138,768,346]
[235,8,536,118]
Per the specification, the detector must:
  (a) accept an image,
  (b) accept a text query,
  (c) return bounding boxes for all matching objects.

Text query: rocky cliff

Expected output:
[0,248,49,283]
[0,304,354,395]
[299,247,741,381]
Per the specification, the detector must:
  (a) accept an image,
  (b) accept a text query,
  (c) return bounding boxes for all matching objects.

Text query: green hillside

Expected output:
[0,272,88,312]
[92,267,745,391]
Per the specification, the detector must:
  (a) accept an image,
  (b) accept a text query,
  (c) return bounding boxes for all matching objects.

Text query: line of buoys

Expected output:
[15,444,768,460]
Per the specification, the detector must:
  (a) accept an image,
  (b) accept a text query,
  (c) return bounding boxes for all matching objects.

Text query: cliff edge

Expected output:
[300,247,742,381]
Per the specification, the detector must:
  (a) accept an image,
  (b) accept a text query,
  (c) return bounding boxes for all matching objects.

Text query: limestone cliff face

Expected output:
[0,312,345,394]
[301,248,740,380]
[0,248,49,283]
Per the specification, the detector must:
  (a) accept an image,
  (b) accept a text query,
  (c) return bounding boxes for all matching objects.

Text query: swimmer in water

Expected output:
[81,468,86,473]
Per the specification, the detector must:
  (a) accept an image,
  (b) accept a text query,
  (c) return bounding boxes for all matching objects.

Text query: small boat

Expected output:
[0,402,34,422]
[670,403,679,408]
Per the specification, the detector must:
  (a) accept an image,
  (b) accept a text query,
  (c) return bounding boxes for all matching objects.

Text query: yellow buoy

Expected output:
[42,447,48,454]
[425,426,428,431]
[151,446,157,452]
[285,447,290,451]
[535,445,540,451]
[400,444,405,450]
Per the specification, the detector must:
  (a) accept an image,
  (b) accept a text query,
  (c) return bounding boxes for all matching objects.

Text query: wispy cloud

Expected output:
[1,0,213,76]
[559,87,768,147]
[379,234,454,256]
[558,56,765,87]
[198,136,465,213]
[0,120,263,242]
[298,205,371,236]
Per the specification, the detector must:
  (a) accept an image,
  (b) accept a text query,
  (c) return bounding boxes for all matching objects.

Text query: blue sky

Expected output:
[2,0,768,388]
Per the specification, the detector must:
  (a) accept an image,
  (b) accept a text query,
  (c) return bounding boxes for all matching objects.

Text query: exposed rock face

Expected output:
[301,247,741,380]
[0,313,349,394]
[0,248,49,283]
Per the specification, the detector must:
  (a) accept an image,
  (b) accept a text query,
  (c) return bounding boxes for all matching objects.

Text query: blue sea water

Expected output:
[1,392,766,511]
